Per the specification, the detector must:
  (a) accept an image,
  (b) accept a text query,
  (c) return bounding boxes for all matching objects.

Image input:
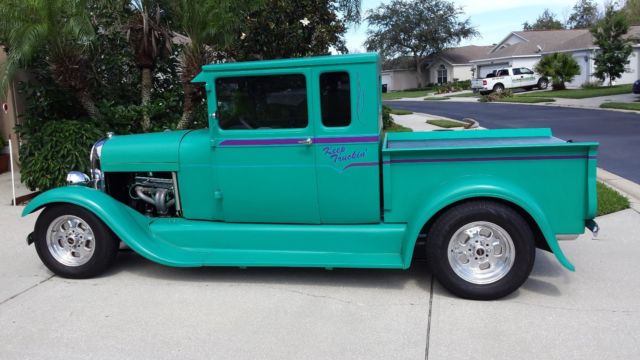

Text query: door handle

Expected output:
[297,138,313,145]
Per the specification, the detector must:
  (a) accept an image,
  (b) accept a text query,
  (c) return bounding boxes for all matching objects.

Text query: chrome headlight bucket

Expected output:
[88,132,112,190]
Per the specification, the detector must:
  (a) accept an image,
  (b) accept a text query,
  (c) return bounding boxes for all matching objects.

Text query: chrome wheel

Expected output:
[46,215,95,267]
[447,221,515,285]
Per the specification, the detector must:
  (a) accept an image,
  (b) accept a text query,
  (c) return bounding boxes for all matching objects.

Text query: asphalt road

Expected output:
[386,101,640,183]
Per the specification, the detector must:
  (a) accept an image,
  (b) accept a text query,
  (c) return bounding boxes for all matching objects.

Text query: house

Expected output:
[381,45,493,91]
[471,27,640,87]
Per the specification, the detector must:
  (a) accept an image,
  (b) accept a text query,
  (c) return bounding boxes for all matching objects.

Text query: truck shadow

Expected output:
[107,250,433,292]
[106,249,568,298]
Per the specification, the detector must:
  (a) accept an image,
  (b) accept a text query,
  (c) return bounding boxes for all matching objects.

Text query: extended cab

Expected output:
[23,54,598,300]
[472,67,549,94]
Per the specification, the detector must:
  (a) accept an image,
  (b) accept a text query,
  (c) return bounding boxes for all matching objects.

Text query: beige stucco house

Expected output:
[0,46,23,168]
[381,45,493,91]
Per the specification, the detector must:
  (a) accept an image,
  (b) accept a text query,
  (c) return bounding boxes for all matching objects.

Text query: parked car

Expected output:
[22,53,599,300]
[633,79,640,94]
[472,67,549,95]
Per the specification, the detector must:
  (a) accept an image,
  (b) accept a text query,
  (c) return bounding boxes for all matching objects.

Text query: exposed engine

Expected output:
[130,176,176,216]
[104,172,179,217]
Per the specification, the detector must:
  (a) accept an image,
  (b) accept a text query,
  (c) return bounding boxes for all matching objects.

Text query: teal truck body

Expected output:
[23,53,599,299]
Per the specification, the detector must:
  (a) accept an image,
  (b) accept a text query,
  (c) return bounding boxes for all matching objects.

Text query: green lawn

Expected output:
[516,84,632,99]
[597,182,630,216]
[600,102,640,111]
[389,108,413,115]
[384,122,413,132]
[383,89,433,100]
[493,97,556,104]
[423,96,450,101]
[426,119,465,128]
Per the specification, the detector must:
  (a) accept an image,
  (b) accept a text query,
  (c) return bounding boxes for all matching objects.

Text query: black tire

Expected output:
[426,200,536,300]
[537,78,549,90]
[493,84,504,94]
[34,204,119,279]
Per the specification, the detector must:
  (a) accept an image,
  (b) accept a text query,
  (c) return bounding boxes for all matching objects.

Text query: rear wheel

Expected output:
[34,204,118,278]
[426,200,535,300]
[493,84,504,94]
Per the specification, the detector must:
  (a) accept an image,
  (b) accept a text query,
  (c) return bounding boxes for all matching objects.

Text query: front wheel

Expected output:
[426,200,535,300]
[34,204,119,279]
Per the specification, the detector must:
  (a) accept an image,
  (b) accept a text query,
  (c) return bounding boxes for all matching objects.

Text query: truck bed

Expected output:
[381,128,599,237]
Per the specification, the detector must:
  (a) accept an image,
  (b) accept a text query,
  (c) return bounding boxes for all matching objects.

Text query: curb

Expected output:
[597,168,640,213]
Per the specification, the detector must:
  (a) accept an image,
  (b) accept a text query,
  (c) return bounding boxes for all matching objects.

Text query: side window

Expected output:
[512,68,521,75]
[215,74,308,130]
[320,72,351,127]
[497,69,509,76]
[521,68,534,75]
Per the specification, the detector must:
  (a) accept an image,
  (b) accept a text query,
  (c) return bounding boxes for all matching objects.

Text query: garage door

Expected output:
[478,63,509,78]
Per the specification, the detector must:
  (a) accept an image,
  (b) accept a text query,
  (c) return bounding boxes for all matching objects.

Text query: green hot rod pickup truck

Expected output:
[23,53,599,300]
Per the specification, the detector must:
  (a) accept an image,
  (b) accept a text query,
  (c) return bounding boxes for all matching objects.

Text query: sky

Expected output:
[345,0,607,52]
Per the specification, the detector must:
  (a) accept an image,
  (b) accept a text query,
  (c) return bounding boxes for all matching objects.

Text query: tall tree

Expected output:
[567,0,600,29]
[232,0,360,61]
[624,0,640,25]
[534,52,581,90]
[523,9,565,30]
[126,0,172,131]
[591,5,633,86]
[0,0,100,120]
[171,0,260,129]
[365,0,477,87]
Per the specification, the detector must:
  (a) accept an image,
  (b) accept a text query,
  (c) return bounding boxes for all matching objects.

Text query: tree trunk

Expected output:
[141,67,152,131]
[177,83,195,129]
[75,89,101,121]
[414,55,423,88]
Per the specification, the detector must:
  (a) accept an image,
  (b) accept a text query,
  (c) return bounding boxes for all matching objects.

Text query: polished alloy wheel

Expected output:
[447,221,515,285]
[46,215,95,267]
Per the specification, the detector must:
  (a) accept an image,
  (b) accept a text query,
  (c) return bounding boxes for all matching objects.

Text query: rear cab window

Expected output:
[319,72,351,128]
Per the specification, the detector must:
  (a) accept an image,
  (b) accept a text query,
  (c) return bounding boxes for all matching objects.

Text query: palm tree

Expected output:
[0,0,100,120]
[126,0,172,131]
[171,0,260,129]
[534,52,581,90]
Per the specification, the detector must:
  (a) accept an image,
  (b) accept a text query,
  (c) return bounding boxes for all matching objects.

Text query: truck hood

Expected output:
[101,130,191,172]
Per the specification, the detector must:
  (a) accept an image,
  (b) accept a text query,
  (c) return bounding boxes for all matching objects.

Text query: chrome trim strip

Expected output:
[172,172,182,216]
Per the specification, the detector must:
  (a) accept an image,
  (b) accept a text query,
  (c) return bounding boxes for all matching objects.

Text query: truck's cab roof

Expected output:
[193,53,379,81]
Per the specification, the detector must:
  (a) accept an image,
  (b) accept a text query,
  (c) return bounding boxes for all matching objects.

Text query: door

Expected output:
[213,72,321,224]
[312,67,381,224]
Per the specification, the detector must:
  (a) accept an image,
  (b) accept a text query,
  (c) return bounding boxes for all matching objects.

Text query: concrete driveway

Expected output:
[2,201,640,359]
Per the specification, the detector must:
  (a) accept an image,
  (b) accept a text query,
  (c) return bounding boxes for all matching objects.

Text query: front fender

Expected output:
[22,186,194,266]
[402,176,575,271]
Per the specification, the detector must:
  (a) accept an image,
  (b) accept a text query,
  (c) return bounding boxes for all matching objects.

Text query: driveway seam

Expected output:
[424,274,434,360]
[0,274,55,306]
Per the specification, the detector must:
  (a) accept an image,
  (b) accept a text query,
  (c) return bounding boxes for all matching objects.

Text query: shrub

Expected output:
[581,80,604,89]
[479,89,513,102]
[382,105,393,129]
[534,52,581,90]
[19,120,103,191]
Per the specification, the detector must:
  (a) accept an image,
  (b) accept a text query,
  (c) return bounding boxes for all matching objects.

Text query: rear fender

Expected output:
[22,186,193,266]
[403,176,575,271]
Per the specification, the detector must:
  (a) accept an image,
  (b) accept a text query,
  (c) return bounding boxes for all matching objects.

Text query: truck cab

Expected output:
[23,53,598,300]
